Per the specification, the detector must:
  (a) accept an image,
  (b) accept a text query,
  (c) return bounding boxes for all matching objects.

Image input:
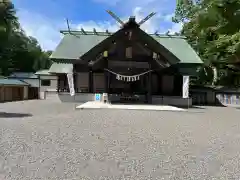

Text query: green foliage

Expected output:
[0,1,52,76]
[174,0,240,86]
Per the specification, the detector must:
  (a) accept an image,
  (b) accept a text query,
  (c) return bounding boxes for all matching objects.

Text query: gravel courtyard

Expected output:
[1,100,240,180]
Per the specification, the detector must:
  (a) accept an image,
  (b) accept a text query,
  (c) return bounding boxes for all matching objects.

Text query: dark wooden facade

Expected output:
[56,17,196,103]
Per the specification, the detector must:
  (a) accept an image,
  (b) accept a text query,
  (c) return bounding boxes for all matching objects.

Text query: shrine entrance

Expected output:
[106,69,152,103]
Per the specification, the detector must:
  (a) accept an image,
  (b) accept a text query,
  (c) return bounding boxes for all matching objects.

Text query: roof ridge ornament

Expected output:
[93,28,97,35]
[62,11,158,35]
[138,12,156,26]
[81,28,86,35]
[165,30,173,37]
[66,18,81,38]
[106,10,157,28]
[106,10,125,27]
[106,29,110,34]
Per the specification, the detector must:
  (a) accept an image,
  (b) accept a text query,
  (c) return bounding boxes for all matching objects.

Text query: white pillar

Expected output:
[23,86,28,100]
[182,76,189,98]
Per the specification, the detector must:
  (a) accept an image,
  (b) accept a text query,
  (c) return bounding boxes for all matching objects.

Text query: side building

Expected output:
[35,70,58,100]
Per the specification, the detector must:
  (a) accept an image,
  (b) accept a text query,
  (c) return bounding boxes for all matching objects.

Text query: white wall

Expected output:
[39,75,58,99]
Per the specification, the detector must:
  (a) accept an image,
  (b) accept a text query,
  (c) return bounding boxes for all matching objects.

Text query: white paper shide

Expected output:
[182,76,189,98]
[67,73,75,96]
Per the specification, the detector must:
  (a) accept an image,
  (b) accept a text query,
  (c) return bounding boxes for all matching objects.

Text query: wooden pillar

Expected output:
[73,73,77,93]
[148,69,152,103]
[23,86,28,100]
[72,64,77,93]
[148,64,152,103]
[104,55,109,93]
[0,86,5,102]
[57,75,60,92]
[104,71,109,93]
[108,72,111,93]
[89,69,93,93]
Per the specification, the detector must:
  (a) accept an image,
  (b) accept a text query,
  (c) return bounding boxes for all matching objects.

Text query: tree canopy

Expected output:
[0,1,52,76]
[174,0,240,86]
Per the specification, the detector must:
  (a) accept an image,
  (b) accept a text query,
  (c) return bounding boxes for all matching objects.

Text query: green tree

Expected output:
[0,0,19,41]
[33,50,53,71]
[0,0,52,75]
[174,0,240,86]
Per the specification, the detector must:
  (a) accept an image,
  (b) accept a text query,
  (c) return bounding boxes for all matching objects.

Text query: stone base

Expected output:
[76,101,185,111]
[43,92,192,107]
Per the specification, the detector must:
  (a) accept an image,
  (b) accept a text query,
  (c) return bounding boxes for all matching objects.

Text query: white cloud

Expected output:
[168,22,183,34]
[164,13,174,22]
[17,7,182,51]
[17,10,64,50]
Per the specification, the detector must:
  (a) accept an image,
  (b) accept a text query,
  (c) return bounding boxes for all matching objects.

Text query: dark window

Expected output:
[41,80,51,86]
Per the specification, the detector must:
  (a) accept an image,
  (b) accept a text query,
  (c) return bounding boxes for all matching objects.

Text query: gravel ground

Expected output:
[0,100,240,180]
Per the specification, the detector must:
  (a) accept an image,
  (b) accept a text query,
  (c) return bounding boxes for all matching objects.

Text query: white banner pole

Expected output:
[182,76,189,99]
[67,73,75,96]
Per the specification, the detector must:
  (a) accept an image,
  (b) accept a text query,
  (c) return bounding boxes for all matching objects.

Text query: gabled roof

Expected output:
[50,30,202,65]
[49,63,73,73]
[152,36,202,64]
[9,72,38,79]
[35,69,51,75]
[50,32,108,60]
[0,78,29,86]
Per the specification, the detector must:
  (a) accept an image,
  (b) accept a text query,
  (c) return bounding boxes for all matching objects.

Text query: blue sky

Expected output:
[12,0,182,50]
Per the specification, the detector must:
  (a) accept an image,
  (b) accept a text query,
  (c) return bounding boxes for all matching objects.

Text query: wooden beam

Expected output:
[147,63,152,103]
[135,42,151,55]
[88,53,104,67]
[89,69,93,93]
[108,61,149,68]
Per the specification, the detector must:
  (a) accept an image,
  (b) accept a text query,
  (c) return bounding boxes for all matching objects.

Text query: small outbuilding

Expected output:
[9,72,40,99]
[0,78,29,102]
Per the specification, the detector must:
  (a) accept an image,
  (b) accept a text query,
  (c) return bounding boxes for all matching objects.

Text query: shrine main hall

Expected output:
[41,16,202,106]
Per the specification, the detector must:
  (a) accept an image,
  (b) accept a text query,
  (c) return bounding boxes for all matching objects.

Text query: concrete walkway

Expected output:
[76,101,185,111]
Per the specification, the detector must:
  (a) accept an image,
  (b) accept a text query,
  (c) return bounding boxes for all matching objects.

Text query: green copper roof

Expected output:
[9,72,38,79]
[35,69,51,75]
[49,63,73,73]
[153,36,202,64]
[50,31,202,64]
[50,33,108,59]
[0,78,29,86]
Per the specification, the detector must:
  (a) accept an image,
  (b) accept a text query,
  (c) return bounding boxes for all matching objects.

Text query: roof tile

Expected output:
[50,31,202,64]
[0,78,29,86]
